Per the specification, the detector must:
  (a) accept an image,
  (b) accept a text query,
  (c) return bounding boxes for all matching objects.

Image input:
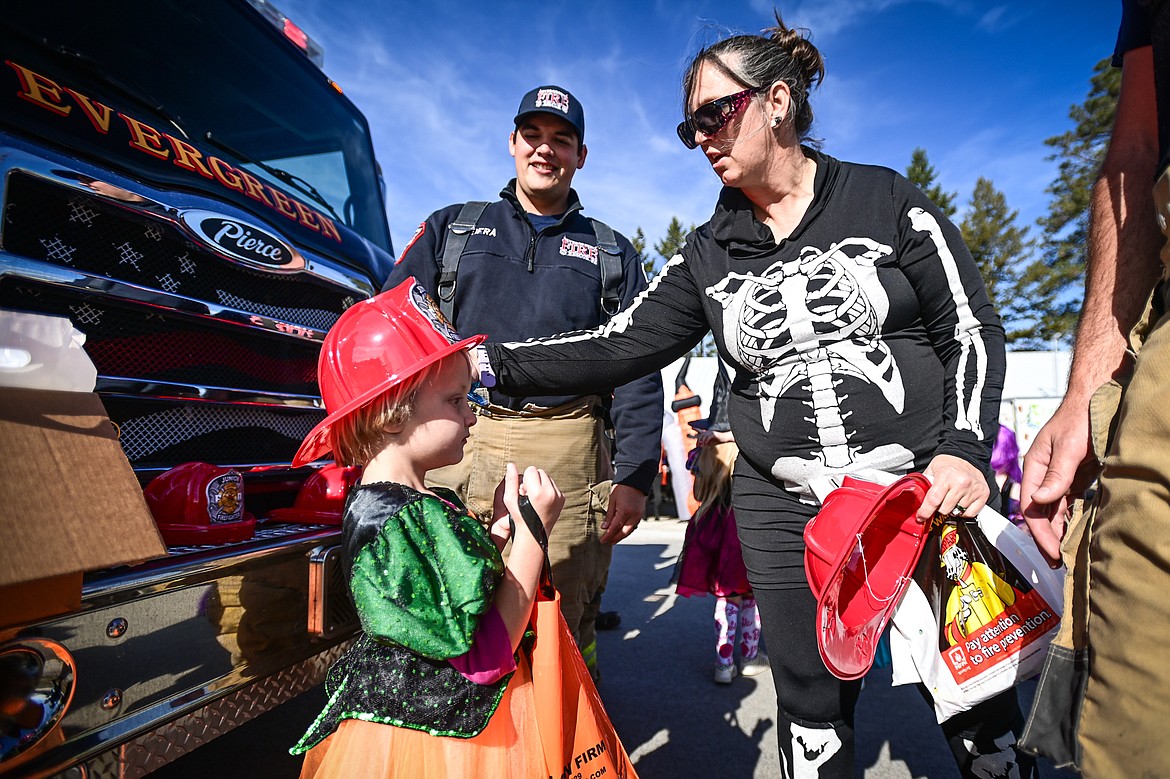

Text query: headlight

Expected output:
[0,639,75,768]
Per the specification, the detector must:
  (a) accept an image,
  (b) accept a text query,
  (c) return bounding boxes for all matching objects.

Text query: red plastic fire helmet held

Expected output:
[144,461,257,547]
[804,473,933,680]
[269,464,362,525]
[292,277,486,467]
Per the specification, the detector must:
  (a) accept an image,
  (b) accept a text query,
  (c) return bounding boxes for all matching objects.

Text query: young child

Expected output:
[288,279,564,778]
[991,424,1024,528]
[673,366,766,684]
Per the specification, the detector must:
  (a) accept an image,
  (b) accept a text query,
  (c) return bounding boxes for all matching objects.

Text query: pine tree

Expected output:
[646,216,713,354]
[1029,58,1121,343]
[631,227,654,277]
[654,217,691,267]
[960,177,1033,343]
[906,148,958,218]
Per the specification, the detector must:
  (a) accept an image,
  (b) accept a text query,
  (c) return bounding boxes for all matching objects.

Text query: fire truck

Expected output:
[0,2,390,775]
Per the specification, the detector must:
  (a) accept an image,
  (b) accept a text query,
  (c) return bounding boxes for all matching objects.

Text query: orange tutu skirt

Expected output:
[297,654,545,778]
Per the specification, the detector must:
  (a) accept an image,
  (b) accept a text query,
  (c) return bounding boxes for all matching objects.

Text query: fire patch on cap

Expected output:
[535,88,570,114]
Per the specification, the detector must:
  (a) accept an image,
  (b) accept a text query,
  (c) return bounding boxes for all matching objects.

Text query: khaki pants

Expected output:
[1025,169,1170,777]
[428,396,614,679]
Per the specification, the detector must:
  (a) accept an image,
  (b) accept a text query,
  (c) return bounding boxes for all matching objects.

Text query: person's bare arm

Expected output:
[1021,45,1164,564]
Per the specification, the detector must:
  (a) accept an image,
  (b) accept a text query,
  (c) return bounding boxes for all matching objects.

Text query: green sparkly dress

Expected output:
[291,482,515,754]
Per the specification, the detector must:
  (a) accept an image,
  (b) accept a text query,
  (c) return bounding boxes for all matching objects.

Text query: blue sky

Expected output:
[276,0,1118,262]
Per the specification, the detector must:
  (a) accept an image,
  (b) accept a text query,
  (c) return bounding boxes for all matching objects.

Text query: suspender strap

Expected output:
[590,218,622,319]
[437,201,489,322]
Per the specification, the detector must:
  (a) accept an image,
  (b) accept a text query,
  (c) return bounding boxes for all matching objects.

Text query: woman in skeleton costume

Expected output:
[480,12,1035,779]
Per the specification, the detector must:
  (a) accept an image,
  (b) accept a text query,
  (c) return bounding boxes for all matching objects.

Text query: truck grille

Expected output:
[1,170,370,475]
[100,396,323,467]
[0,281,320,393]
[3,172,357,332]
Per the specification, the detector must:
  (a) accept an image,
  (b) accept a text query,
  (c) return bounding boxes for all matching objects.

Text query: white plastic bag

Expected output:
[0,309,97,392]
[888,506,1064,722]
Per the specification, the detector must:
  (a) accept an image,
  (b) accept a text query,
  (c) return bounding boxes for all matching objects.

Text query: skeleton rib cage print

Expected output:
[495,153,1004,506]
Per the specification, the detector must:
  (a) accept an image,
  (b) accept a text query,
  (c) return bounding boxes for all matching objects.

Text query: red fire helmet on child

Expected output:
[292,278,486,467]
[269,464,362,525]
[144,461,257,546]
[803,473,932,680]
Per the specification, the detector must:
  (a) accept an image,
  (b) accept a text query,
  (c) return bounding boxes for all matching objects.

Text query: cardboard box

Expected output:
[0,387,167,628]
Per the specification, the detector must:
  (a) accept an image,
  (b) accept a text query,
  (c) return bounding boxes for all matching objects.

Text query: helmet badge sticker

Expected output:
[206,469,244,524]
[407,282,460,343]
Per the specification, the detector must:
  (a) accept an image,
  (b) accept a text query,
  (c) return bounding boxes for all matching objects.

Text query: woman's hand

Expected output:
[919,453,990,522]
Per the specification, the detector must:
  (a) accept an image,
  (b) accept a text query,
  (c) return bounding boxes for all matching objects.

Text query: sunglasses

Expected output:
[676,86,765,149]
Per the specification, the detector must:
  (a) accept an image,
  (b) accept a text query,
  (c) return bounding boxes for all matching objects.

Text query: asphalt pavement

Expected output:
[153,517,1077,778]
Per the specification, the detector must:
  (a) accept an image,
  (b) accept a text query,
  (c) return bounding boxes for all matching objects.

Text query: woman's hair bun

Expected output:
[765,13,824,90]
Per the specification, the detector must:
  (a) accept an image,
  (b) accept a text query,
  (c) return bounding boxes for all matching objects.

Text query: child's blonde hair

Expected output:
[692,440,739,517]
[326,355,458,467]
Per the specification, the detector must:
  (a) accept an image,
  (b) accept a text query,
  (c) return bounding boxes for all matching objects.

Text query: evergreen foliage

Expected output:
[654,217,691,272]
[960,178,1034,343]
[906,148,958,218]
[636,216,711,353]
[1027,58,1121,344]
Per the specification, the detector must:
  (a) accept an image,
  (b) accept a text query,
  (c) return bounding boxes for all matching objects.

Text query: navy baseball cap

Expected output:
[514,85,585,142]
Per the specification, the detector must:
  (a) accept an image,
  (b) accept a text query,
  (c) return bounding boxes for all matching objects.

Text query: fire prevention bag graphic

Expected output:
[888,508,1064,722]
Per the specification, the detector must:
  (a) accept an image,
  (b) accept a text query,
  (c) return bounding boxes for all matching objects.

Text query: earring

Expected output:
[772,114,784,127]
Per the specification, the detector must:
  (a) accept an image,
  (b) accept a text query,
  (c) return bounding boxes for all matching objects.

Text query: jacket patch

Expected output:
[396,221,426,264]
[473,227,496,236]
[560,236,598,265]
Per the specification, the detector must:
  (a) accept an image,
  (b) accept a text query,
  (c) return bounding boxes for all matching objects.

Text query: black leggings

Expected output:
[752,584,1039,778]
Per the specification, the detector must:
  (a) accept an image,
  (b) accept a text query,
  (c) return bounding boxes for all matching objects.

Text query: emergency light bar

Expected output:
[245,0,325,67]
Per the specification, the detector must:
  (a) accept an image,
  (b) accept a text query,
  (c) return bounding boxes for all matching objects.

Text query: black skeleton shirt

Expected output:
[487,150,1006,509]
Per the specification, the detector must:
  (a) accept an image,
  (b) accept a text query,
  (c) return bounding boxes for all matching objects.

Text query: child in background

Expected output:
[673,364,767,684]
[288,279,563,778]
[991,424,1024,527]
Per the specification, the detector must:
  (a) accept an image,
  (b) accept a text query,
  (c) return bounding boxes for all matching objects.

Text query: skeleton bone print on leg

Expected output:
[708,236,914,500]
[778,721,844,779]
[962,734,1026,779]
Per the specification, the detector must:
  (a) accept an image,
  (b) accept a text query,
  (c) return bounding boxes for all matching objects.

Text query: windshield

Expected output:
[1,0,391,254]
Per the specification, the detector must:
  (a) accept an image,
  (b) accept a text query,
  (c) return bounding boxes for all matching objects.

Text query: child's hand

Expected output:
[501,462,564,537]
[488,514,512,553]
[518,465,563,535]
[492,470,508,524]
